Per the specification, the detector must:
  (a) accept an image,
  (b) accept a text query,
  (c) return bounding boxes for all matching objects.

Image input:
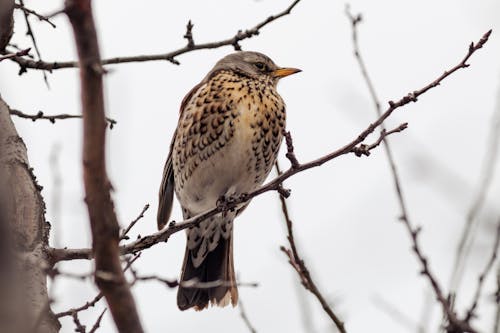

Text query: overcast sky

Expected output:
[1,0,500,332]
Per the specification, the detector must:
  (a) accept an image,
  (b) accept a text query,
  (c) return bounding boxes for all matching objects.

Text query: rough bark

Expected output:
[0,96,60,332]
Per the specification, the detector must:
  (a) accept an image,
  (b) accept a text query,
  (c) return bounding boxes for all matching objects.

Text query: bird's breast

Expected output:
[173,71,286,213]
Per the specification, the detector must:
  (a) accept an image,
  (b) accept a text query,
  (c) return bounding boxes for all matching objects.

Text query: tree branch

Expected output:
[14,3,57,28]
[48,29,491,266]
[65,0,143,332]
[345,7,492,333]
[276,162,347,333]
[5,0,302,71]
[465,220,500,322]
[9,108,116,128]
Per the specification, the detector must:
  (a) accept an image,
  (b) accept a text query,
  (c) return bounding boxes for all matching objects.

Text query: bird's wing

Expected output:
[157,81,205,230]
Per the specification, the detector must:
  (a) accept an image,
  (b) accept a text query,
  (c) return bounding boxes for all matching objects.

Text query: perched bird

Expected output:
[157,51,300,311]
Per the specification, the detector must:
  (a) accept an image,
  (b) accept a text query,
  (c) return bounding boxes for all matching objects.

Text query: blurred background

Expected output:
[1,0,499,332]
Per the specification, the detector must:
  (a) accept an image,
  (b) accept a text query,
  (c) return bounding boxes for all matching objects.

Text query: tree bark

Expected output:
[0,96,60,332]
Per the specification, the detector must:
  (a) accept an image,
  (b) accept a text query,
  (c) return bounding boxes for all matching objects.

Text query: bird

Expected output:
[157,51,300,311]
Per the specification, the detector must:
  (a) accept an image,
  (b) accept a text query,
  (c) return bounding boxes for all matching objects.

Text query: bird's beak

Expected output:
[272,67,302,78]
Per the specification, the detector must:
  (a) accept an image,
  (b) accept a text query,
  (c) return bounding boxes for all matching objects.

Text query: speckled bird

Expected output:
[157,51,300,311]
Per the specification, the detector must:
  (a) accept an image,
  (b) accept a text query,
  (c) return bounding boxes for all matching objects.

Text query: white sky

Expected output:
[1,0,500,332]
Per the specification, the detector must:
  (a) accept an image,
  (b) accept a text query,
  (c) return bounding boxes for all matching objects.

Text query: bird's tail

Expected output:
[177,233,238,311]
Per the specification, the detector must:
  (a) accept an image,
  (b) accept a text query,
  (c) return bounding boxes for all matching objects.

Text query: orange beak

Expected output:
[272,67,302,78]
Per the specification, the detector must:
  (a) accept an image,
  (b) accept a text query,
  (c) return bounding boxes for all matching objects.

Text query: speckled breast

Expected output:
[172,71,286,213]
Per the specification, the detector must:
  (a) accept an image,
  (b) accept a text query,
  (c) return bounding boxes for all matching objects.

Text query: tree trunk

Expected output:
[0,96,60,332]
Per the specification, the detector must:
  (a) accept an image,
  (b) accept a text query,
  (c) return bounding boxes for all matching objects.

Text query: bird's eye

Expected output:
[254,62,266,70]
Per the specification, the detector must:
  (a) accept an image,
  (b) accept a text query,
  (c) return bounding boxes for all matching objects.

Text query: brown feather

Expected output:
[177,232,238,311]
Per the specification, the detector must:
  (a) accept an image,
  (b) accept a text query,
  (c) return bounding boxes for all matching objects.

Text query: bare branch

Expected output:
[465,220,500,322]
[371,294,425,333]
[276,167,346,332]
[119,204,149,241]
[55,253,140,319]
[9,109,117,128]
[450,68,500,293]
[6,0,302,71]
[71,312,86,333]
[88,309,107,333]
[345,7,491,333]
[239,298,257,333]
[0,47,30,61]
[65,0,143,332]
[14,3,57,28]
[18,0,49,84]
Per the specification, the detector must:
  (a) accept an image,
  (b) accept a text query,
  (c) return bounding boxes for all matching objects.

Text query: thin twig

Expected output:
[14,3,57,28]
[276,161,346,332]
[88,309,107,333]
[6,0,302,71]
[465,220,500,321]
[119,204,149,241]
[494,266,500,333]
[372,294,425,333]
[9,109,117,128]
[55,253,140,318]
[72,311,86,333]
[345,7,490,333]
[0,47,30,61]
[239,298,257,333]
[18,0,49,85]
[450,69,500,294]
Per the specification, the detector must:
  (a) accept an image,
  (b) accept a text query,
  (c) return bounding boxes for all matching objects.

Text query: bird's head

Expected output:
[208,51,301,85]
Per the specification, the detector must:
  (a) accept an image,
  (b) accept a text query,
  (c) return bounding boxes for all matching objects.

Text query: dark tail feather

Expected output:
[177,234,238,311]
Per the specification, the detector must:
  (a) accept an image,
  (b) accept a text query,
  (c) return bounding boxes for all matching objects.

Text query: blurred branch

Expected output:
[276,163,347,332]
[371,294,425,333]
[48,29,490,266]
[5,0,302,71]
[10,108,117,128]
[89,309,107,333]
[465,220,500,322]
[14,2,57,28]
[0,47,30,61]
[238,298,257,333]
[345,7,492,333]
[450,70,500,293]
[18,0,49,85]
[494,266,500,333]
[65,0,143,332]
[55,253,140,319]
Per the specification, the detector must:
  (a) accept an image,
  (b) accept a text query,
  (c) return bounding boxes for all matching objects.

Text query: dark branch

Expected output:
[276,164,346,332]
[18,0,49,85]
[238,298,257,333]
[88,309,106,333]
[14,3,57,28]
[9,109,117,128]
[6,0,302,71]
[119,204,149,241]
[65,0,143,332]
[0,47,30,61]
[55,253,140,319]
